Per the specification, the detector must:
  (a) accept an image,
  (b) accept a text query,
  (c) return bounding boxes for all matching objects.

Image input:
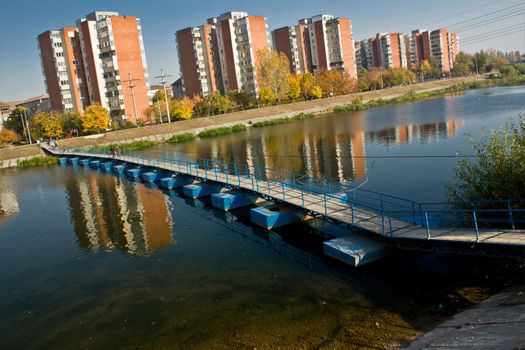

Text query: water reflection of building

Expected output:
[0,177,20,226]
[181,115,463,186]
[65,173,172,255]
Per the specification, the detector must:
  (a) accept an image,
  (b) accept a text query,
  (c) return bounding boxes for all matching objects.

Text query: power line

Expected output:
[447,2,525,28]
[461,27,525,46]
[460,22,525,42]
[423,0,506,27]
[454,10,525,33]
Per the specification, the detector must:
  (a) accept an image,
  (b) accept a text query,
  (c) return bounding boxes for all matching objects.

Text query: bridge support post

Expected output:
[508,200,515,229]
[473,210,479,242]
[425,211,430,239]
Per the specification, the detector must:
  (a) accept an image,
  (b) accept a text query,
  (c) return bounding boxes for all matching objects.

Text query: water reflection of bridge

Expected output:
[65,174,172,255]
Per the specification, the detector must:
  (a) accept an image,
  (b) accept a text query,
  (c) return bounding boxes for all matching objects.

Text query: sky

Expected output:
[0,0,524,101]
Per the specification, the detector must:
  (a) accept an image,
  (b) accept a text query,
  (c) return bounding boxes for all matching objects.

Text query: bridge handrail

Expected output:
[52,146,524,237]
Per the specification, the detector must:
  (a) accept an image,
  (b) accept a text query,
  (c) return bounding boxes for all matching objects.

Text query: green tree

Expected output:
[428,57,443,77]
[4,107,25,135]
[60,111,83,134]
[513,63,525,75]
[81,104,110,134]
[451,52,473,76]
[447,115,525,208]
[357,69,371,91]
[383,67,416,87]
[229,90,251,110]
[256,50,291,103]
[499,65,518,78]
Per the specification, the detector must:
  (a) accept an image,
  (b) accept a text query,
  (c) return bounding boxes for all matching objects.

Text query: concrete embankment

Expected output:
[0,144,44,169]
[0,76,481,169]
[404,284,525,349]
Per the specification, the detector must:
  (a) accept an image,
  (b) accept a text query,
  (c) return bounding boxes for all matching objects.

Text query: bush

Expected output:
[0,129,19,145]
[92,140,156,153]
[198,124,246,138]
[253,113,315,127]
[167,133,196,144]
[447,115,525,227]
[17,156,57,169]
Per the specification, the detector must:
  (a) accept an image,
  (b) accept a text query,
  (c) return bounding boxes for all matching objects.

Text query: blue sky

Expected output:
[0,0,523,101]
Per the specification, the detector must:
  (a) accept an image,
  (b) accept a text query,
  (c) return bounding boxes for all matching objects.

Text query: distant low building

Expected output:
[171,78,184,99]
[0,101,22,131]
[148,84,172,102]
[15,94,51,118]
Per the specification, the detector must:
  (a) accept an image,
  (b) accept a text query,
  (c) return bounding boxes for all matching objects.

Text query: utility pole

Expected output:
[123,73,140,126]
[155,69,172,123]
[157,100,163,124]
[19,108,29,144]
[23,108,32,144]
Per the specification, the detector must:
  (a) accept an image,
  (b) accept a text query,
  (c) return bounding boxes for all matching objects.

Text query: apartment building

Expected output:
[38,27,90,112]
[272,21,311,74]
[176,11,270,98]
[176,23,222,97]
[273,14,357,79]
[376,33,408,69]
[430,28,452,72]
[38,11,150,123]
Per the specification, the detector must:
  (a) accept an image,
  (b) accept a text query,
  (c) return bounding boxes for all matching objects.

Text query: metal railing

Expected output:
[51,146,524,242]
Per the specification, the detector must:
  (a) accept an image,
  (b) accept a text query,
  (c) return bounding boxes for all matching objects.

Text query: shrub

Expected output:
[198,124,246,138]
[167,133,196,144]
[0,129,19,145]
[17,156,57,169]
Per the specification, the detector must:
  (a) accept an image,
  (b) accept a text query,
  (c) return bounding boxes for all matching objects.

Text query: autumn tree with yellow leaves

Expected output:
[30,112,63,139]
[81,104,110,134]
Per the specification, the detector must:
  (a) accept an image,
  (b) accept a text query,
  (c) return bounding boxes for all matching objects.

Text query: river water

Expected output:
[0,86,524,349]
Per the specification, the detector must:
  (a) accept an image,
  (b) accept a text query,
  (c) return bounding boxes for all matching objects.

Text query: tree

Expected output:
[229,90,251,110]
[287,74,301,100]
[316,69,357,97]
[258,87,276,106]
[82,104,110,134]
[513,63,525,75]
[416,60,432,81]
[256,50,291,103]
[30,111,63,140]
[357,69,371,92]
[192,93,234,117]
[383,67,415,87]
[451,52,473,76]
[368,68,385,90]
[4,107,25,135]
[300,72,315,99]
[309,85,323,99]
[447,115,525,211]
[428,57,442,77]
[172,98,194,120]
[499,65,518,78]
[60,111,83,134]
[0,129,19,145]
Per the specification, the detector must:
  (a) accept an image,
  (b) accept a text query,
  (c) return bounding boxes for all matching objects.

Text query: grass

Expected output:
[167,133,196,144]
[198,124,247,138]
[333,76,525,113]
[17,156,57,169]
[91,140,157,153]
[253,113,315,127]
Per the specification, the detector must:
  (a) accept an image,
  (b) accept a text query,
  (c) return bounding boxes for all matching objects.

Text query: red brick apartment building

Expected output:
[38,11,150,123]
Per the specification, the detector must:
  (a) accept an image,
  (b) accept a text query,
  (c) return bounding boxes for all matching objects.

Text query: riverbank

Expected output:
[404,283,525,349]
[0,76,495,167]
